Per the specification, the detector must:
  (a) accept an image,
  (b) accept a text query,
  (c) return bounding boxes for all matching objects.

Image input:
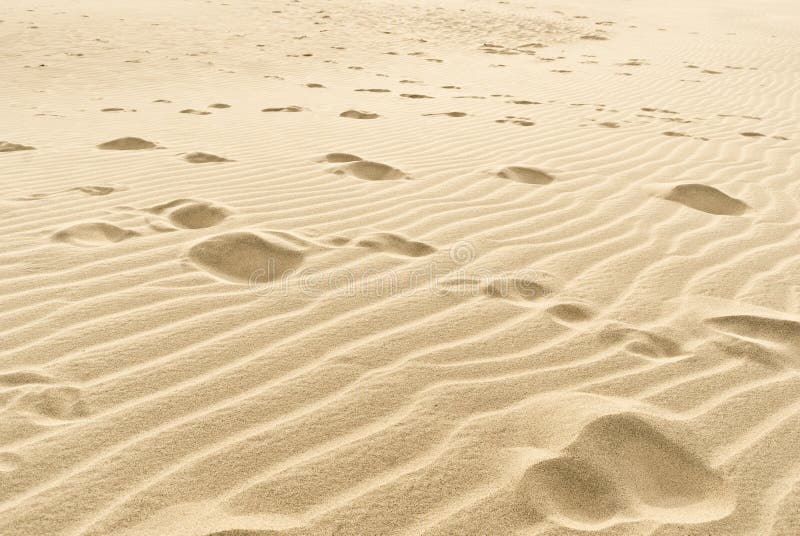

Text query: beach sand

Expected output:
[1,0,799,534]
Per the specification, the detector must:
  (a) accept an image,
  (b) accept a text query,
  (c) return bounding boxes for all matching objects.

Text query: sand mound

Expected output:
[96,137,157,150]
[662,184,749,215]
[496,166,555,184]
[336,160,408,180]
[0,141,35,152]
[188,231,305,283]
[339,110,380,119]
[184,152,231,163]
[52,222,138,246]
[355,232,435,257]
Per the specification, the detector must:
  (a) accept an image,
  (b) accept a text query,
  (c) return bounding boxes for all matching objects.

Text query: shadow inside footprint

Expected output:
[97,137,157,150]
[661,184,749,215]
[188,231,305,283]
[321,153,362,163]
[497,166,555,185]
[340,110,380,119]
[354,232,435,257]
[52,222,138,246]
[334,161,409,181]
[0,141,35,152]
[184,152,232,163]
[147,199,231,229]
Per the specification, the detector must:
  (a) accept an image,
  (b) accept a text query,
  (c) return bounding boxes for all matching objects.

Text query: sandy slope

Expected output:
[1,0,799,534]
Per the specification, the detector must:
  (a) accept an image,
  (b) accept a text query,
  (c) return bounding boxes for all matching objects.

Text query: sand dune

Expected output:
[1,0,799,535]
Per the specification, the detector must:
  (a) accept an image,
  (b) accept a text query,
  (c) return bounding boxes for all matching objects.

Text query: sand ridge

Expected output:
[0,0,799,535]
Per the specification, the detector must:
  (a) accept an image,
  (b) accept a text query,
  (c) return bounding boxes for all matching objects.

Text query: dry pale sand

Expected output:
[1,0,799,534]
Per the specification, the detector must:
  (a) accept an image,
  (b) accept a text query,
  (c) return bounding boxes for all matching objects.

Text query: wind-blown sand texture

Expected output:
[1,0,799,535]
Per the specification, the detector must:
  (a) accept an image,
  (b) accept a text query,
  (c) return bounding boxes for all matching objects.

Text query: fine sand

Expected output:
[1,0,799,535]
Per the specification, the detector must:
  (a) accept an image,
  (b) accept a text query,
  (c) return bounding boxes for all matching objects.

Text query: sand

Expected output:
[1,0,799,534]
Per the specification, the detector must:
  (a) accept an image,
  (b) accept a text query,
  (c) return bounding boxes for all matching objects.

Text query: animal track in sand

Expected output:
[657,184,749,215]
[208,103,230,109]
[339,110,380,119]
[400,93,433,99]
[146,199,231,229]
[188,231,305,283]
[183,152,232,163]
[1,141,35,152]
[179,109,211,115]
[97,137,157,150]
[333,160,409,181]
[518,412,731,529]
[354,232,435,257]
[355,88,390,93]
[496,166,554,185]
[52,222,139,246]
[261,106,305,112]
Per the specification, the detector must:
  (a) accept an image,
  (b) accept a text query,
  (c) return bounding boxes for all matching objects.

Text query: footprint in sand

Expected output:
[319,153,362,163]
[422,111,467,117]
[188,230,434,284]
[352,232,435,257]
[517,411,732,530]
[496,116,534,126]
[339,110,380,119]
[97,137,158,150]
[400,93,433,99]
[1,141,35,152]
[180,109,211,115]
[188,231,305,283]
[262,106,305,112]
[331,160,409,181]
[440,272,559,303]
[183,152,232,163]
[208,103,231,109]
[17,186,118,201]
[355,88,391,93]
[496,166,555,185]
[145,199,231,229]
[12,386,89,420]
[52,222,139,246]
[545,302,596,323]
[654,184,749,216]
[71,186,116,196]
